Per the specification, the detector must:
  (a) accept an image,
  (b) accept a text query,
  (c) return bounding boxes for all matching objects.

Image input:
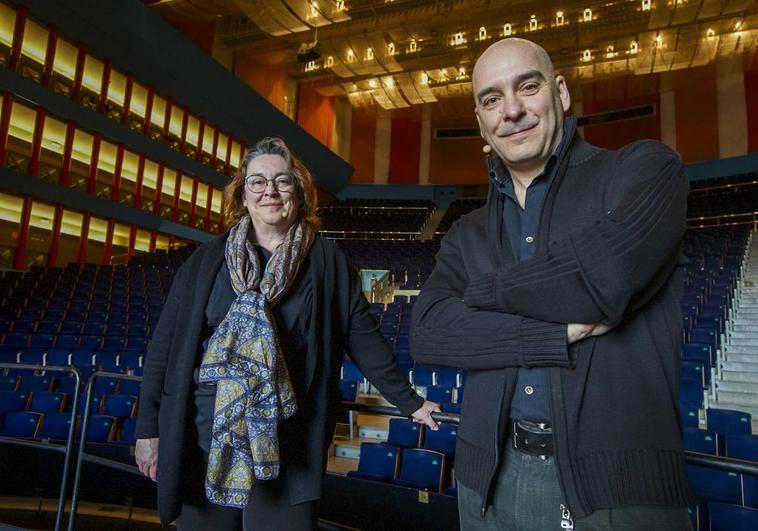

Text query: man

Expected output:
[411,38,696,530]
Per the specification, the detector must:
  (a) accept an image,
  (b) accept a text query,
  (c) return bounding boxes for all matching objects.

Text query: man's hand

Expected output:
[411,400,442,431]
[567,322,614,344]
[135,437,159,482]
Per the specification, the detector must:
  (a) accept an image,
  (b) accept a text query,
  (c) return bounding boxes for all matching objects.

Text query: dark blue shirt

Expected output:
[488,122,573,423]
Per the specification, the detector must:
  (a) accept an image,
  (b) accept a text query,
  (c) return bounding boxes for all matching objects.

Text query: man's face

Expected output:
[473,42,571,179]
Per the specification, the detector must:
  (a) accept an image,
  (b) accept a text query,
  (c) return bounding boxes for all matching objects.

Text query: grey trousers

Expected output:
[459,443,692,530]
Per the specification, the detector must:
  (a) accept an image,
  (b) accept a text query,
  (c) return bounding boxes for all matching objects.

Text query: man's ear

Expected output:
[555,75,571,113]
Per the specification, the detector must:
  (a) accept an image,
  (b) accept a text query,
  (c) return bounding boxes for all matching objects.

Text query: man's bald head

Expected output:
[473,38,555,91]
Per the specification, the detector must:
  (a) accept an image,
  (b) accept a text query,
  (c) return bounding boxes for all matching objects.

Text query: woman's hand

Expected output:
[135,437,160,482]
[411,400,442,431]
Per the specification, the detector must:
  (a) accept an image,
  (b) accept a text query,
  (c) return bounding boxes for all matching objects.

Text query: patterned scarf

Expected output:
[198,215,315,508]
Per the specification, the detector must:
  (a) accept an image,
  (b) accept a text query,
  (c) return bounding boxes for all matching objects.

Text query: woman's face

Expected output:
[243,154,300,232]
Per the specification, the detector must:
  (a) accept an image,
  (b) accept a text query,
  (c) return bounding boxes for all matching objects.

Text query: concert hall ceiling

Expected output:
[148,0,757,109]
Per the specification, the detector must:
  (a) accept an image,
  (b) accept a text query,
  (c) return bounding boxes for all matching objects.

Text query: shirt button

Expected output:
[524,385,534,395]
[525,236,534,244]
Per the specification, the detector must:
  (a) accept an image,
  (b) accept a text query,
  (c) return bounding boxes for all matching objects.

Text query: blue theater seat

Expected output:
[434,368,459,388]
[45,348,70,366]
[19,375,55,393]
[20,347,46,366]
[683,428,719,455]
[392,448,446,491]
[687,466,742,505]
[36,320,60,334]
[29,391,67,413]
[0,411,42,437]
[441,403,461,414]
[0,346,20,364]
[708,502,758,531]
[38,412,74,440]
[0,391,29,416]
[683,343,713,367]
[101,394,137,418]
[680,403,700,429]
[71,348,96,367]
[680,361,706,386]
[125,337,148,351]
[680,379,704,409]
[339,380,358,402]
[55,334,79,348]
[387,418,422,449]
[3,332,29,347]
[102,336,126,350]
[422,423,457,458]
[0,375,18,391]
[724,433,758,462]
[119,417,137,445]
[119,379,141,396]
[346,442,400,483]
[425,385,453,404]
[79,415,117,443]
[341,361,365,384]
[59,322,82,335]
[119,350,142,369]
[707,408,752,435]
[29,334,55,348]
[410,365,434,387]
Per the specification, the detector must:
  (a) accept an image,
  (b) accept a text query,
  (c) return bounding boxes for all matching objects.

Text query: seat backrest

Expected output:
[82,414,117,443]
[724,432,758,462]
[101,394,137,418]
[0,411,42,437]
[397,448,446,491]
[679,379,704,409]
[0,391,29,413]
[387,418,422,448]
[687,466,742,505]
[411,365,434,387]
[357,442,399,479]
[338,380,357,402]
[425,385,454,405]
[422,422,457,457]
[120,417,137,445]
[706,408,752,435]
[683,428,719,455]
[708,502,758,531]
[38,412,75,440]
[29,391,67,413]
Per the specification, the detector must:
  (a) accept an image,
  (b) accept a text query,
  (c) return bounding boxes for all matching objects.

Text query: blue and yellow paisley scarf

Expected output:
[198,215,314,507]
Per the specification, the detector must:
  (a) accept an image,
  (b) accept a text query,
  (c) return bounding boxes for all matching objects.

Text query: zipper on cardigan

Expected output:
[548,362,588,517]
[481,370,508,517]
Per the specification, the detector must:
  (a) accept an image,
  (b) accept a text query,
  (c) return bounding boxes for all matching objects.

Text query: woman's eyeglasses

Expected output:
[245,175,295,193]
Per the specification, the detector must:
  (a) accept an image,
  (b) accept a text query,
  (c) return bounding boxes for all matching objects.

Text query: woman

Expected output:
[134,137,439,530]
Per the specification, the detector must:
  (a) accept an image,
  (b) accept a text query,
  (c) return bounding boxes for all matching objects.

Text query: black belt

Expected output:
[511,420,553,459]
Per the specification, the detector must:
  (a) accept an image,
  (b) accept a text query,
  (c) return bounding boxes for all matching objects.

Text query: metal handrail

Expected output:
[0,362,82,531]
[340,402,758,477]
[67,370,143,531]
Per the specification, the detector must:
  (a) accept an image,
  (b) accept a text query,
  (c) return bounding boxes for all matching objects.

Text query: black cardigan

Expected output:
[411,130,698,517]
[136,234,423,525]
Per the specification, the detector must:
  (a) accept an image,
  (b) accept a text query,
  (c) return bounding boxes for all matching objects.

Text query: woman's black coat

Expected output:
[135,233,423,526]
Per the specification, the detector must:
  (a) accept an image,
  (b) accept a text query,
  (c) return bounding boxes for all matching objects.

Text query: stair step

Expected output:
[728,331,758,340]
[724,345,758,355]
[720,370,758,384]
[730,324,758,333]
[728,338,758,347]
[720,360,758,372]
[714,380,758,394]
[723,353,758,363]
[712,390,758,409]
